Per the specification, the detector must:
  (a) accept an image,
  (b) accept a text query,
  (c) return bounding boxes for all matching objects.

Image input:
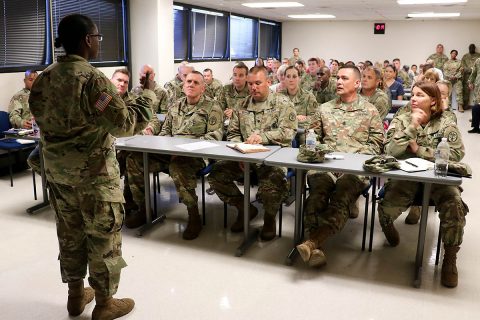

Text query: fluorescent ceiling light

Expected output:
[288,14,336,19]
[242,2,304,8]
[398,0,467,4]
[173,5,184,10]
[191,8,224,16]
[408,12,460,17]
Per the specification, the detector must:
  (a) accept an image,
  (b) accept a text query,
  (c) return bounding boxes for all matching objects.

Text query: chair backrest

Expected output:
[0,111,12,138]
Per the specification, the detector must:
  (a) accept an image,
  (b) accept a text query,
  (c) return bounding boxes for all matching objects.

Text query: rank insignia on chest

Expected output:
[95,92,112,112]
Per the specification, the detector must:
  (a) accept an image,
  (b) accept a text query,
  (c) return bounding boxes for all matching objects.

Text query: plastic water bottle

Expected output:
[306,129,316,150]
[31,117,40,135]
[434,137,449,177]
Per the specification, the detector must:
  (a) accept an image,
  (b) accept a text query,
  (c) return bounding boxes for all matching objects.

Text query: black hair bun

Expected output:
[54,37,62,48]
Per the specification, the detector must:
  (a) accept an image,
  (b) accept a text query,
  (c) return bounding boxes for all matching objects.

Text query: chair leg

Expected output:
[201,176,206,226]
[153,172,158,219]
[362,192,369,251]
[223,202,228,228]
[369,178,377,252]
[32,170,37,200]
[7,150,13,187]
[435,223,442,266]
[278,205,282,237]
[156,172,160,193]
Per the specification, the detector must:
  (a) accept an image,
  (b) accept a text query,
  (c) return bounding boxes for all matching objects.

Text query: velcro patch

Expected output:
[95,92,113,112]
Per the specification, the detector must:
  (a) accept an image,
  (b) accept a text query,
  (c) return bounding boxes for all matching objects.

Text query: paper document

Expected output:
[16,139,36,144]
[177,141,219,151]
[399,158,434,172]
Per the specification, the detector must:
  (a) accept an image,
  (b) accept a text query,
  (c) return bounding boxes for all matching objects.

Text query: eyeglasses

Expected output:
[88,34,103,42]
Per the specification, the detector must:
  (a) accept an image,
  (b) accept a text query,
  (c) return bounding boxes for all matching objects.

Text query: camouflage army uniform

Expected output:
[132,83,169,114]
[164,77,185,107]
[461,52,480,106]
[378,111,467,246]
[8,88,32,128]
[126,96,223,212]
[428,53,449,70]
[28,54,154,296]
[208,92,297,219]
[204,78,223,101]
[395,102,457,125]
[360,88,390,120]
[218,83,250,111]
[304,97,384,232]
[443,59,464,108]
[468,58,480,105]
[288,56,302,66]
[313,77,337,104]
[301,73,315,92]
[398,69,411,89]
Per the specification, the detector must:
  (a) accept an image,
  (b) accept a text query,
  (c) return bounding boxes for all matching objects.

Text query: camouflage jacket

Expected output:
[204,78,223,100]
[124,91,161,135]
[468,58,480,104]
[300,73,315,92]
[360,88,390,120]
[278,87,318,129]
[218,83,249,111]
[310,96,384,155]
[28,54,154,200]
[132,83,169,114]
[313,78,337,104]
[8,88,31,128]
[461,52,480,74]
[164,77,184,106]
[160,95,223,141]
[386,111,464,161]
[443,59,463,81]
[427,53,449,70]
[398,69,411,88]
[228,92,297,147]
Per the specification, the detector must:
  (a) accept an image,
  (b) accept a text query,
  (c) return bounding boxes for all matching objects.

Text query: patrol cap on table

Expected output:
[363,155,401,173]
[297,144,334,163]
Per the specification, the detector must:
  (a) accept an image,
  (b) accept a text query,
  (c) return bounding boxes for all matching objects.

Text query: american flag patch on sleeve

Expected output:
[95,92,113,112]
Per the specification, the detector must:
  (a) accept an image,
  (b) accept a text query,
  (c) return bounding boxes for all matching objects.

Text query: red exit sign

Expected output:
[374,23,385,34]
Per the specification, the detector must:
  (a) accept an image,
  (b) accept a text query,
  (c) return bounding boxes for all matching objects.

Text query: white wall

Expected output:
[282,20,480,67]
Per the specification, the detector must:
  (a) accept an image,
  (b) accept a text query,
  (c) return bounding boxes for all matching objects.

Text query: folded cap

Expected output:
[297,144,334,163]
[448,161,473,177]
[363,155,401,173]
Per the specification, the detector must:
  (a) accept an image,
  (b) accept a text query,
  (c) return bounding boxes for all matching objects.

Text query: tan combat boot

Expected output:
[405,206,421,225]
[67,279,94,316]
[183,206,202,240]
[296,225,334,267]
[441,245,460,288]
[260,213,277,241]
[380,220,400,247]
[230,203,258,233]
[458,104,464,113]
[92,293,135,320]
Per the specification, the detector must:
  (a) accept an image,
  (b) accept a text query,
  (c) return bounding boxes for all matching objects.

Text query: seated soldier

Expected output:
[8,70,38,129]
[132,64,169,114]
[203,68,223,100]
[208,66,297,241]
[296,66,384,267]
[125,71,224,240]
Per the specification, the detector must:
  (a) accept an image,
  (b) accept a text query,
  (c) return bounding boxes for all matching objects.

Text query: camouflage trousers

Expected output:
[27,144,41,175]
[126,153,204,210]
[450,79,463,108]
[207,161,288,217]
[462,73,473,106]
[304,172,368,233]
[378,180,467,246]
[48,182,126,297]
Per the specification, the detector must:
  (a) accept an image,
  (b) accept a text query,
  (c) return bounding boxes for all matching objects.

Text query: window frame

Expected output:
[229,13,259,61]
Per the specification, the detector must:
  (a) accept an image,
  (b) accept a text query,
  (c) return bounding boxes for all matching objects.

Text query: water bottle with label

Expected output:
[31,117,40,135]
[434,137,449,177]
[306,129,317,150]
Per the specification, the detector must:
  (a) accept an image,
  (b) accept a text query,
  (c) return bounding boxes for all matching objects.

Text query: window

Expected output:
[173,6,188,61]
[230,15,257,60]
[0,0,48,69]
[51,0,127,64]
[259,20,281,60]
[190,9,228,60]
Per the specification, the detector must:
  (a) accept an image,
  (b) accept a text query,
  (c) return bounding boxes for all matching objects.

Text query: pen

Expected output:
[405,160,418,167]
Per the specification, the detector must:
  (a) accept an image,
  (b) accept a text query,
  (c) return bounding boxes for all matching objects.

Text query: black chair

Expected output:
[0,111,35,187]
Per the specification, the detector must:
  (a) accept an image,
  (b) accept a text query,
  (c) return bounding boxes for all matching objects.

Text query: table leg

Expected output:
[413,183,432,288]
[236,162,258,256]
[27,142,49,214]
[368,177,377,252]
[136,152,165,237]
[286,168,305,266]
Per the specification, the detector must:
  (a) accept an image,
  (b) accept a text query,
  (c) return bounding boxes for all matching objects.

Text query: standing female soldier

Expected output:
[29,14,155,319]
